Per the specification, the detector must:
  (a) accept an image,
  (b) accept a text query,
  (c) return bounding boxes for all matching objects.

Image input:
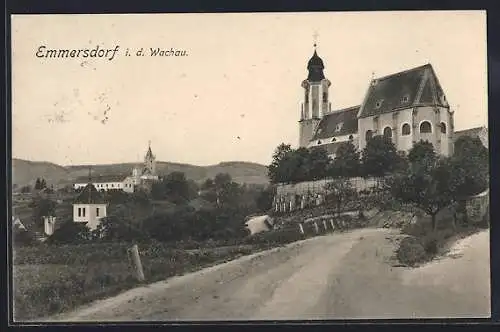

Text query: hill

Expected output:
[12,159,269,188]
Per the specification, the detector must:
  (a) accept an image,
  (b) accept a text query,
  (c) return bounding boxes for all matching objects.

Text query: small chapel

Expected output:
[299,44,455,158]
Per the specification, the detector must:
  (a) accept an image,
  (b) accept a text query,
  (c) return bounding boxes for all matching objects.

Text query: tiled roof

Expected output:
[75,174,128,184]
[358,64,449,119]
[454,126,486,139]
[74,183,107,204]
[310,141,346,156]
[311,106,360,141]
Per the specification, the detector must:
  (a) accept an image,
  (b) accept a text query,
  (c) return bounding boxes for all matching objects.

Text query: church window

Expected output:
[331,138,337,142]
[401,95,409,103]
[317,140,322,145]
[96,208,100,217]
[305,91,309,103]
[383,127,392,139]
[349,135,354,140]
[335,122,344,132]
[402,123,411,136]
[323,92,328,102]
[375,100,383,109]
[420,121,432,133]
[365,130,373,141]
[82,208,86,217]
[440,122,447,134]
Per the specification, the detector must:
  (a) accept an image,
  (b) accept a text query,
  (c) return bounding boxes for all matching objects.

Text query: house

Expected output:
[74,174,129,191]
[454,126,489,149]
[72,183,108,230]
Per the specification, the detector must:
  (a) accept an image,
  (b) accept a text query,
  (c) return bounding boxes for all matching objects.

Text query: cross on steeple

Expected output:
[313,31,319,48]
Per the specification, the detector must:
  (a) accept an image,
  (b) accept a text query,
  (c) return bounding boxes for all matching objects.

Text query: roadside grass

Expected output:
[12,225,322,322]
[396,214,488,267]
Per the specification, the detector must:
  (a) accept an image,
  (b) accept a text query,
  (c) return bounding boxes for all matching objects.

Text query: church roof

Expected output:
[73,183,106,204]
[311,106,360,141]
[310,141,346,156]
[454,126,487,140]
[358,64,449,119]
[307,50,326,82]
[145,145,155,159]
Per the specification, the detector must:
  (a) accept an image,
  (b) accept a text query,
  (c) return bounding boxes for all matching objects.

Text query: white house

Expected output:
[74,174,129,191]
[73,183,108,230]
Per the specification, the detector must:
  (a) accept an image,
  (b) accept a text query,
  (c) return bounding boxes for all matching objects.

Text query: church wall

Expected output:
[299,118,320,148]
[395,109,413,152]
[412,105,454,156]
[358,117,374,151]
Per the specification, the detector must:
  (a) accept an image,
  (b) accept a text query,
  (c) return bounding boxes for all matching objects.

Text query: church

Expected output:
[299,45,455,158]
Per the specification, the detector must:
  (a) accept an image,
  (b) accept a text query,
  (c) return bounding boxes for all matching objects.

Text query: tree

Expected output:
[408,140,436,165]
[325,178,356,217]
[46,221,92,244]
[29,197,57,230]
[35,178,41,190]
[268,143,293,183]
[331,141,360,177]
[391,156,454,231]
[93,205,145,241]
[361,135,401,177]
[152,171,191,204]
[307,147,331,180]
[256,186,275,212]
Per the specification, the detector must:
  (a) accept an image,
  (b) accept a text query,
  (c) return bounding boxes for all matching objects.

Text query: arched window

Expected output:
[365,130,373,142]
[402,123,411,136]
[440,122,447,134]
[420,121,432,133]
[383,127,392,139]
[323,92,328,102]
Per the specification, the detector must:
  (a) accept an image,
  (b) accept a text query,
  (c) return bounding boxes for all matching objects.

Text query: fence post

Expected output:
[129,244,145,282]
[330,219,335,232]
[314,221,319,234]
[298,223,305,235]
[323,220,328,232]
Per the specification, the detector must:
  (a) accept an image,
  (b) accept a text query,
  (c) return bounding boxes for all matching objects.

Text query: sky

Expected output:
[11,11,488,166]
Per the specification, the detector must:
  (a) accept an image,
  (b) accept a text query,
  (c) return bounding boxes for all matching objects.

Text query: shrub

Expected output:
[396,236,427,267]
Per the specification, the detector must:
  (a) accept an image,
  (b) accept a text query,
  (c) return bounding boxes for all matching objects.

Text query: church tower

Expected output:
[143,141,156,176]
[299,44,331,148]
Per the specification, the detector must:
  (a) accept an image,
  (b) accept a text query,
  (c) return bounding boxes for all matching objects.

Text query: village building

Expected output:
[73,141,160,193]
[72,183,108,230]
[299,45,486,159]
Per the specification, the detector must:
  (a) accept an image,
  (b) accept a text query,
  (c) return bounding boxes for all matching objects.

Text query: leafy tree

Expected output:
[391,156,454,231]
[46,221,92,244]
[289,147,312,183]
[361,135,401,177]
[256,186,275,212]
[35,178,41,190]
[325,178,356,217]
[93,205,145,241]
[307,147,331,180]
[268,143,293,183]
[29,197,57,230]
[152,171,190,204]
[331,141,360,177]
[408,140,436,165]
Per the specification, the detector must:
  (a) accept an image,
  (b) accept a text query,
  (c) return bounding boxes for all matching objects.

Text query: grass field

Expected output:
[12,237,295,321]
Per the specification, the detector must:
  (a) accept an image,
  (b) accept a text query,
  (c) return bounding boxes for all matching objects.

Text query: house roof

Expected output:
[358,64,449,119]
[73,183,107,204]
[75,174,128,184]
[454,126,487,140]
[311,106,359,141]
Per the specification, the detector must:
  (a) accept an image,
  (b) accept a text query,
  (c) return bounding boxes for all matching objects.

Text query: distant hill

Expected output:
[12,158,270,188]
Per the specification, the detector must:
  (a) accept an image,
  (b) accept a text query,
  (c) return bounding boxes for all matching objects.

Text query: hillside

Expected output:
[12,159,270,188]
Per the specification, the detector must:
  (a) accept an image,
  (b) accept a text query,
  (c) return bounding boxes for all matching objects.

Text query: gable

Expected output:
[311,106,359,141]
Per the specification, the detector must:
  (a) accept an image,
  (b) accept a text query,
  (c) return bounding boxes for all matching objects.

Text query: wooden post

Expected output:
[298,223,305,235]
[330,219,335,231]
[323,220,328,232]
[314,221,319,234]
[129,244,145,282]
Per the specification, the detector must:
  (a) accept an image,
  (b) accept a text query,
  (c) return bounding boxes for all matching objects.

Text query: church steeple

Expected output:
[307,45,325,82]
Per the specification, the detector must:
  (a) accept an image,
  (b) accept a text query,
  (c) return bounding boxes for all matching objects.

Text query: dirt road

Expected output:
[49,228,490,321]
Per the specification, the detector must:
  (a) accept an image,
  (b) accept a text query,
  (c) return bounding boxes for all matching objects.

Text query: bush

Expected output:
[396,236,427,267]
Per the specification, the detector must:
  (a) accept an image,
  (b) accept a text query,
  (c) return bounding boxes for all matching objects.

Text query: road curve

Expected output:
[48,228,490,322]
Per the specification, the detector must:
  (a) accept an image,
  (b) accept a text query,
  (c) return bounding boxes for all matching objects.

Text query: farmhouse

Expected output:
[72,183,108,230]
